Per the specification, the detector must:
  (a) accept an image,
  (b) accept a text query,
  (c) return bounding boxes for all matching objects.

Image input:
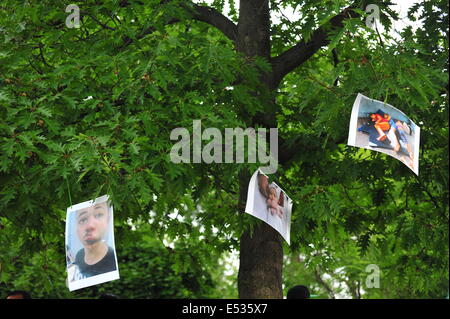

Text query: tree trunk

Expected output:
[237,169,283,299]
[234,1,283,296]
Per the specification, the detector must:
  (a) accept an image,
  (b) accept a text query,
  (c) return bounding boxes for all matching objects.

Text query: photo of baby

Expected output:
[258,173,284,218]
[348,93,420,175]
[245,169,292,245]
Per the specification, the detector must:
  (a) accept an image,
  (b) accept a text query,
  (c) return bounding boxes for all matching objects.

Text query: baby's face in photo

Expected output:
[269,187,277,199]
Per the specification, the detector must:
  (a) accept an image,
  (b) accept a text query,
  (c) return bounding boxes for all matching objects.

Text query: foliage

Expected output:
[0,221,217,298]
[278,0,448,298]
[0,0,448,298]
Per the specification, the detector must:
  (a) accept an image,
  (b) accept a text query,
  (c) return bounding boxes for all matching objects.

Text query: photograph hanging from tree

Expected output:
[245,169,292,245]
[0,0,447,300]
[348,93,420,175]
[65,195,119,291]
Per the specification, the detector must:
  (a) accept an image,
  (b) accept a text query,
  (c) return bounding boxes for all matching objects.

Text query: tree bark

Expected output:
[235,0,283,299]
[237,169,283,299]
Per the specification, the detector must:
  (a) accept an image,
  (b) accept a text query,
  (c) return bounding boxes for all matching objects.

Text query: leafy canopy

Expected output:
[0,0,448,298]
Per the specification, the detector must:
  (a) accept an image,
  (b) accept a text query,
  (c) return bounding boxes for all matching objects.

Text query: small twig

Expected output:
[368,60,380,82]
[341,184,368,212]
[28,60,43,75]
[374,20,385,48]
[38,44,52,68]
[314,266,336,299]
[110,13,122,27]
[82,11,116,31]
[413,174,441,210]
[332,48,340,87]
[307,75,342,97]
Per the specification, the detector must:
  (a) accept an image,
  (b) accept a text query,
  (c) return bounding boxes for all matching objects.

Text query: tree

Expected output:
[0,221,218,298]
[0,0,448,298]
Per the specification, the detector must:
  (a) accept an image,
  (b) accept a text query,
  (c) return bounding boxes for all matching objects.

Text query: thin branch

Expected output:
[187,3,238,42]
[307,75,342,96]
[314,266,336,299]
[27,60,43,75]
[271,5,361,87]
[332,48,339,66]
[413,174,441,210]
[117,1,237,51]
[356,280,361,299]
[279,128,353,167]
[110,14,121,27]
[38,44,52,68]
[81,11,116,31]
[332,48,340,86]
[374,20,385,48]
[341,184,369,212]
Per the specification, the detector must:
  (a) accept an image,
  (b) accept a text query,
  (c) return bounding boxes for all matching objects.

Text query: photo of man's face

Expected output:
[76,202,109,248]
[66,195,120,291]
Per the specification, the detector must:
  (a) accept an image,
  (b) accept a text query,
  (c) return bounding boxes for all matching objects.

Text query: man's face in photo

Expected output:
[76,202,109,248]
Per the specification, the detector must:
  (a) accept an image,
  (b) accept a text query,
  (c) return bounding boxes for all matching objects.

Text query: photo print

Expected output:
[348,93,420,175]
[245,169,293,245]
[65,195,120,291]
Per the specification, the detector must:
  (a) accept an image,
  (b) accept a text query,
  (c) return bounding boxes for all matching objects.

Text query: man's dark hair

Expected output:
[99,293,119,299]
[6,290,32,299]
[287,285,310,299]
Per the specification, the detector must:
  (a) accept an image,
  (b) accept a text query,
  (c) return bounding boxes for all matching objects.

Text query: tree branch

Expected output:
[271,6,361,87]
[332,48,340,86]
[118,1,237,50]
[278,131,348,167]
[314,266,336,299]
[187,3,238,43]
[82,11,117,31]
[37,43,52,68]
